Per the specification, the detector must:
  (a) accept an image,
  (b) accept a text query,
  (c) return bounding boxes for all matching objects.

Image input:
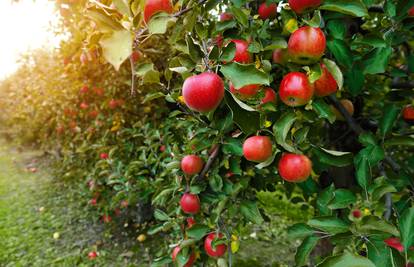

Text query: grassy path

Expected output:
[0,144,143,266]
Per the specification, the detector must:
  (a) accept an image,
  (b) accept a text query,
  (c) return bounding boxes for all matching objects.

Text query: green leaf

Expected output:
[345,64,365,96]
[363,47,392,74]
[326,20,347,40]
[112,0,131,16]
[225,92,260,135]
[229,6,249,26]
[142,92,165,103]
[295,235,320,266]
[151,256,173,267]
[366,237,393,267]
[221,63,270,89]
[263,38,288,50]
[358,216,400,236]
[255,152,278,169]
[230,93,256,111]
[209,174,223,192]
[313,147,353,167]
[399,207,414,252]
[153,209,170,221]
[222,138,243,156]
[100,30,133,71]
[221,42,236,62]
[354,152,370,189]
[322,58,344,90]
[317,184,335,216]
[328,189,356,209]
[312,99,336,123]
[273,112,297,152]
[240,201,264,224]
[308,217,350,234]
[318,252,375,267]
[320,0,369,17]
[385,136,414,147]
[303,10,322,27]
[135,63,160,84]
[148,13,177,34]
[288,223,315,239]
[327,39,353,68]
[379,104,400,137]
[186,224,210,240]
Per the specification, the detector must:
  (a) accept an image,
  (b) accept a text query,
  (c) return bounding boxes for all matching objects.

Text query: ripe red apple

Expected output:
[187,217,196,228]
[352,209,362,218]
[229,82,260,99]
[219,12,233,22]
[403,105,414,123]
[80,85,89,94]
[102,214,112,223]
[108,99,118,109]
[143,0,173,22]
[181,155,204,175]
[278,153,312,183]
[88,251,98,260]
[243,136,273,162]
[288,26,326,64]
[288,0,322,14]
[331,99,354,121]
[131,51,141,63]
[204,233,227,258]
[180,193,200,214]
[120,200,129,208]
[258,2,277,20]
[92,87,104,96]
[272,49,288,65]
[80,102,89,110]
[279,72,314,107]
[88,110,99,119]
[56,125,65,135]
[314,64,338,97]
[90,198,97,206]
[409,6,414,16]
[182,72,224,112]
[100,153,109,160]
[172,246,196,267]
[384,237,404,252]
[231,39,253,64]
[261,88,277,105]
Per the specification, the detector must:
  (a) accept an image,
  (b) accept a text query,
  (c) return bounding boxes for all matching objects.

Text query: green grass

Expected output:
[0,143,151,266]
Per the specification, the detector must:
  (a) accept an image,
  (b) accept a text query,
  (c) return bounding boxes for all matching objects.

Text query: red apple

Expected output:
[180,193,200,214]
[272,49,288,65]
[90,198,97,206]
[288,26,326,64]
[80,85,89,94]
[403,105,414,123]
[100,153,109,160]
[108,99,118,109]
[261,88,277,105]
[120,200,129,208]
[215,35,224,48]
[384,237,404,252]
[93,87,105,96]
[258,2,277,20]
[172,246,196,267]
[63,57,70,65]
[102,214,112,223]
[220,12,233,22]
[80,102,89,110]
[88,110,99,119]
[314,63,338,97]
[409,6,414,16]
[131,51,141,63]
[160,145,166,152]
[182,72,224,112]
[88,251,98,260]
[279,72,314,107]
[331,99,354,121]
[187,217,196,228]
[288,0,322,14]
[181,155,204,175]
[243,136,273,162]
[231,39,253,64]
[56,125,65,135]
[352,209,362,218]
[204,233,227,258]
[143,0,173,22]
[278,153,312,183]
[229,82,260,99]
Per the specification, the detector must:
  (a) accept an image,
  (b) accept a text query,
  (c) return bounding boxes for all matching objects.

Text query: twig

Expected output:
[129,56,136,96]
[379,163,393,221]
[391,81,414,89]
[173,0,208,17]
[194,144,220,183]
[201,40,212,71]
[218,217,233,267]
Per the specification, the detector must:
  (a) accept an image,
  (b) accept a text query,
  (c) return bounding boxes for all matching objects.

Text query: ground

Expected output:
[0,141,296,266]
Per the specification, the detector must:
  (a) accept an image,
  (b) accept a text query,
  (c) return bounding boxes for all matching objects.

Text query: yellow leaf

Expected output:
[178,95,185,104]
[231,240,240,253]
[264,120,272,128]
[283,18,298,34]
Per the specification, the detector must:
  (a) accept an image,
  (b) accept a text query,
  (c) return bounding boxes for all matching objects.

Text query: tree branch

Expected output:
[194,144,220,183]
[391,81,414,89]
[129,56,136,96]
[218,217,233,267]
[327,95,401,173]
[173,0,208,17]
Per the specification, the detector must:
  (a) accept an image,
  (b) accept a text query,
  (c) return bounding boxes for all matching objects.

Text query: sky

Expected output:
[0,0,60,79]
